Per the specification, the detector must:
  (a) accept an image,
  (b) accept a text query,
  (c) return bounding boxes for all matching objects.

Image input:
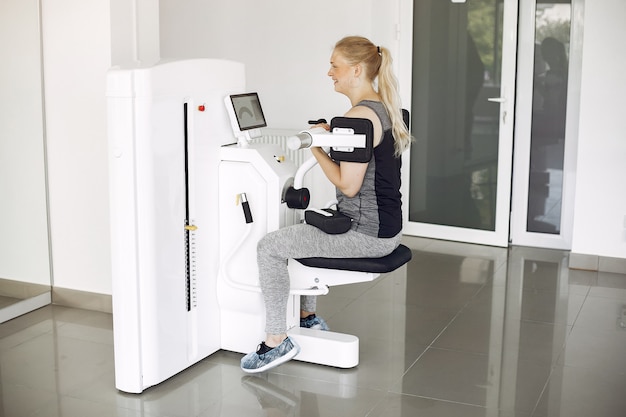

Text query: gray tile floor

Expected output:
[1,237,625,416]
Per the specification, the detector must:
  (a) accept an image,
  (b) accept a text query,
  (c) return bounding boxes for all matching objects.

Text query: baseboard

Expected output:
[0,278,50,299]
[569,252,626,274]
[52,287,112,314]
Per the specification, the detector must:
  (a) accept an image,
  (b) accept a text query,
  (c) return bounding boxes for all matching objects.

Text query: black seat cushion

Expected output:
[295,244,412,274]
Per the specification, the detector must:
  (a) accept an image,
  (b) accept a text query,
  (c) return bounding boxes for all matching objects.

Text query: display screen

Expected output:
[229,92,267,131]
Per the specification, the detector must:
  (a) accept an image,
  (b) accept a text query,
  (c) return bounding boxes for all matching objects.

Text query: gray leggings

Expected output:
[257,223,401,335]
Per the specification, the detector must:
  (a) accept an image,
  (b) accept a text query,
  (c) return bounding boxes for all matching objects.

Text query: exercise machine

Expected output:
[107,59,411,394]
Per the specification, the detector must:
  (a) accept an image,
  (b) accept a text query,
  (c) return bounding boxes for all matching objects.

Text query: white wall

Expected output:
[42,0,112,294]
[110,0,160,66]
[159,0,404,130]
[570,0,626,261]
[0,0,50,285]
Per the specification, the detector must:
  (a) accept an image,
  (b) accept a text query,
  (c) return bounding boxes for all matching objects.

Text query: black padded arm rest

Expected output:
[295,244,412,274]
[329,117,373,163]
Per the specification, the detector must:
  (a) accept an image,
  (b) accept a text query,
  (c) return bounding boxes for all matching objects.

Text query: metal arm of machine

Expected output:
[287,127,366,152]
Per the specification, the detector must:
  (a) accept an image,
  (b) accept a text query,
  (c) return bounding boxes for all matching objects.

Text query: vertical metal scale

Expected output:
[183,103,194,312]
[184,102,199,312]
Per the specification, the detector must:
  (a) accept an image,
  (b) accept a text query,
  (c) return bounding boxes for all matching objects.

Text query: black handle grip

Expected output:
[284,186,310,209]
[241,201,253,223]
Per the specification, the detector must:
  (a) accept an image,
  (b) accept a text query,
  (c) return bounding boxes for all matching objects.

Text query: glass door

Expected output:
[510,0,579,250]
[404,0,518,247]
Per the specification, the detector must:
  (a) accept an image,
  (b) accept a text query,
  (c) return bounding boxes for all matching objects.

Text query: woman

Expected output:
[241,36,411,373]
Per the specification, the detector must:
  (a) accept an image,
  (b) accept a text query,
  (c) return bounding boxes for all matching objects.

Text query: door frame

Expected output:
[398,0,582,250]
[399,0,519,248]
[509,0,583,250]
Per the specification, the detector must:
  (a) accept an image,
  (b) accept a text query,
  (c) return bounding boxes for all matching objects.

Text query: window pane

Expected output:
[527,2,571,234]
[409,0,504,231]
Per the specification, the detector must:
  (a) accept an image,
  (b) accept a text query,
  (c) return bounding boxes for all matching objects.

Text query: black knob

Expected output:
[284,186,310,209]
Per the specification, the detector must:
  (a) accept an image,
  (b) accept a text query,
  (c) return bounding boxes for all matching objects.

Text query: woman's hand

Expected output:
[311,122,330,132]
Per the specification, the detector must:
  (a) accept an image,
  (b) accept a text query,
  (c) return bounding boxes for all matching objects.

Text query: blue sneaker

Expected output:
[241,337,300,374]
[300,314,329,330]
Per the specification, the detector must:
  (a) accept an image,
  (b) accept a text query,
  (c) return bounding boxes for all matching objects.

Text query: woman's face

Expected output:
[327,50,355,95]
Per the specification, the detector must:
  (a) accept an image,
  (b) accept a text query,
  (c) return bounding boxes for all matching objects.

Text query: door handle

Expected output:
[488,97,508,124]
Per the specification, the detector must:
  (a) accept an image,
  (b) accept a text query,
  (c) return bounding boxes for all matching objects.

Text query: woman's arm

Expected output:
[310,148,367,198]
[309,105,382,198]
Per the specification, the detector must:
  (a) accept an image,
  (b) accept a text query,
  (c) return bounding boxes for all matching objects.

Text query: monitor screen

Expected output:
[229,92,267,131]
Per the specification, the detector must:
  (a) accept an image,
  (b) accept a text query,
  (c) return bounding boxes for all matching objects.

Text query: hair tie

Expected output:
[377,46,381,55]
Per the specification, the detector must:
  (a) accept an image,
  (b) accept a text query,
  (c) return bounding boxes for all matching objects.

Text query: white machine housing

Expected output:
[217,143,299,352]
[107,59,244,393]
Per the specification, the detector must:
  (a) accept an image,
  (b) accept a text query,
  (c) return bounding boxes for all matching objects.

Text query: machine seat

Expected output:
[295,244,412,273]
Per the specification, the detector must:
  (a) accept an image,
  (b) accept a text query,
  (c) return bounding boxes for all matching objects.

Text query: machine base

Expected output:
[287,327,359,368]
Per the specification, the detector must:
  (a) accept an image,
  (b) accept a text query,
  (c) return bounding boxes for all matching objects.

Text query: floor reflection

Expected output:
[241,375,299,416]
[0,237,624,416]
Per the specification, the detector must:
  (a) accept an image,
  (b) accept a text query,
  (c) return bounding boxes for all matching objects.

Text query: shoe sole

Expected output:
[241,343,301,374]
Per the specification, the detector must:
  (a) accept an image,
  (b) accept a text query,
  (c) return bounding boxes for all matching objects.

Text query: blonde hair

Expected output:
[334,36,411,156]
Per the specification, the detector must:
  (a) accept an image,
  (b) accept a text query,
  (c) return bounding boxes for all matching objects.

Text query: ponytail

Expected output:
[377,46,411,156]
